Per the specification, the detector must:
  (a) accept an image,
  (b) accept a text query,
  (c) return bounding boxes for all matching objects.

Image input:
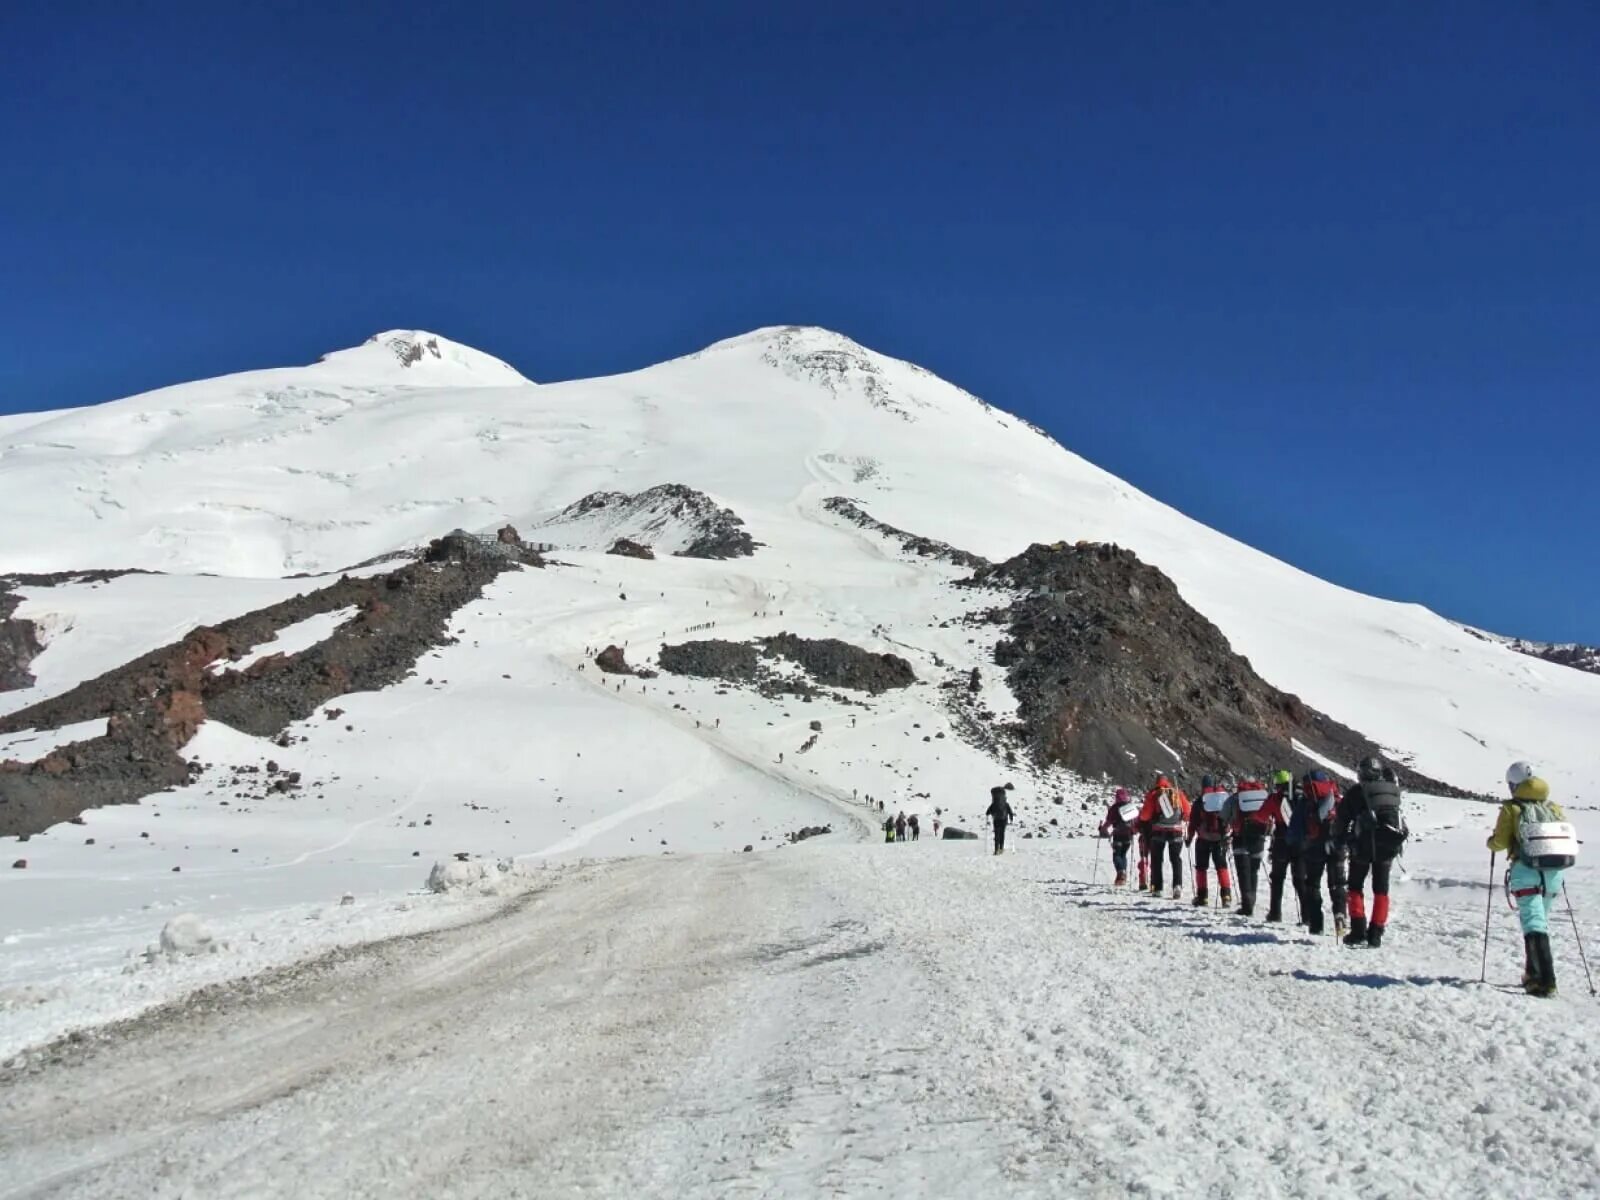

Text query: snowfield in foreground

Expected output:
[4,818,1598,1200]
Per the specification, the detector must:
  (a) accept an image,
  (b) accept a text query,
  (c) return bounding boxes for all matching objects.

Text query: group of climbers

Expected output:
[1099,756,1406,947]
[1096,757,1579,995]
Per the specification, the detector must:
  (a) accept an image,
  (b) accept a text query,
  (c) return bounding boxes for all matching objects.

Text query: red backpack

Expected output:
[1304,776,1340,839]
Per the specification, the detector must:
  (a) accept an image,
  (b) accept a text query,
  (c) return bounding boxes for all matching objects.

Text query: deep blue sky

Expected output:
[3,3,1596,641]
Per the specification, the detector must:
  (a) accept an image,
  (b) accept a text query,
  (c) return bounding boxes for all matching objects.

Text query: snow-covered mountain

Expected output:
[5,324,1595,791]
[3,324,1599,1061]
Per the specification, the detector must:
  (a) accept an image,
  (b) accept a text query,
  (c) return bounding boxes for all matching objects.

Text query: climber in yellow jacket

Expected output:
[1488,762,1577,998]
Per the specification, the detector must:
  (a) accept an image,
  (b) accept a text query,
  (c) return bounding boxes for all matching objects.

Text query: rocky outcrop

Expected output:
[1460,625,1600,678]
[0,533,535,837]
[822,497,989,570]
[657,640,761,683]
[657,633,914,697]
[759,634,915,695]
[595,645,633,675]
[969,542,1469,796]
[607,538,656,560]
[0,587,44,693]
[537,484,757,559]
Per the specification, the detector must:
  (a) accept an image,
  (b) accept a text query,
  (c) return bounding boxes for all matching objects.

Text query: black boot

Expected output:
[1523,935,1538,992]
[1343,917,1369,947]
[1531,932,1558,998]
[1265,908,1282,923]
[1305,906,1323,936]
[1366,923,1384,949]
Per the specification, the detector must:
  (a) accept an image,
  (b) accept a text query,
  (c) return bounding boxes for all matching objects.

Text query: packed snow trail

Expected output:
[4,840,1599,1199]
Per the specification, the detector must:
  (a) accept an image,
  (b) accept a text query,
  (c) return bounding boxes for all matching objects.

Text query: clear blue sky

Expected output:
[3,2,1596,641]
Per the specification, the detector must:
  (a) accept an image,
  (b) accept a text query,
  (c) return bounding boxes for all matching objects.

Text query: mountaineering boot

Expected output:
[1171,886,1182,901]
[1523,935,1539,992]
[1366,924,1385,949]
[1264,908,1282,923]
[1531,933,1558,998]
[1191,891,1209,908]
[1237,903,1253,917]
[1114,872,1128,887]
[1343,916,1369,947]
[1221,889,1234,909]
[1333,913,1347,939]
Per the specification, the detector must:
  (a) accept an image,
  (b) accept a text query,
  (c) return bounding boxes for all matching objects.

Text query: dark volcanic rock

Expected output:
[657,634,914,696]
[0,532,533,837]
[786,824,832,843]
[0,587,44,693]
[607,538,656,560]
[821,497,989,569]
[657,640,761,682]
[942,827,980,840]
[595,645,633,675]
[759,633,915,695]
[970,542,1469,796]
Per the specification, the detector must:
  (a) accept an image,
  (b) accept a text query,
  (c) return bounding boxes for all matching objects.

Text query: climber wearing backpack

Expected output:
[1488,762,1577,998]
[1265,771,1304,923]
[1137,775,1190,898]
[1098,787,1143,887]
[1332,756,1407,948]
[1228,774,1285,917]
[1186,775,1234,908]
[1299,770,1349,937]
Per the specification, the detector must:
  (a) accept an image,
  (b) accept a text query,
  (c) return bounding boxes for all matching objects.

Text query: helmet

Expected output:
[1506,761,1537,794]
[1201,774,1215,789]
[1358,756,1385,782]
[1273,769,1292,786]
[1513,776,1551,802]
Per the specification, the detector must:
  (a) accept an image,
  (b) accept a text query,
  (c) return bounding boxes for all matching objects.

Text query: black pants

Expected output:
[1148,833,1183,890]
[993,822,1007,853]
[1301,843,1349,935]
[1268,844,1304,917]
[1233,831,1267,911]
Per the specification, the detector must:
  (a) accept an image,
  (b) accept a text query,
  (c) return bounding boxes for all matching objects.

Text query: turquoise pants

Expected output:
[1509,861,1565,936]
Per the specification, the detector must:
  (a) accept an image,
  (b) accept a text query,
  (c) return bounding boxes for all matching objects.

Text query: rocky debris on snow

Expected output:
[657,639,761,683]
[967,541,1472,795]
[657,634,914,698]
[942,827,980,840]
[537,484,758,559]
[0,586,45,693]
[147,914,222,962]
[1459,625,1600,678]
[786,824,832,843]
[425,856,541,896]
[606,538,656,560]
[821,497,989,569]
[759,633,915,695]
[0,532,537,837]
[595,645,633,675]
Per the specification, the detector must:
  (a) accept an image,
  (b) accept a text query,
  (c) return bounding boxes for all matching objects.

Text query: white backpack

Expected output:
[1518,803,1579,870]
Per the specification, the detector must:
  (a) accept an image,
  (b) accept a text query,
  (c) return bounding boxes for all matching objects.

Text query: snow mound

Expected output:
[425,857,542,896]
[0,718,107,763]
[315,330,529,386]
[148,914,223,962]
[208,607,356,675]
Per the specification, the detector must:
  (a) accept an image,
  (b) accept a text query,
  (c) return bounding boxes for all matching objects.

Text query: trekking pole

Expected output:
[1479,852,1496,985]
[1091,834,1102,888]
[1562,882,1598,997]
